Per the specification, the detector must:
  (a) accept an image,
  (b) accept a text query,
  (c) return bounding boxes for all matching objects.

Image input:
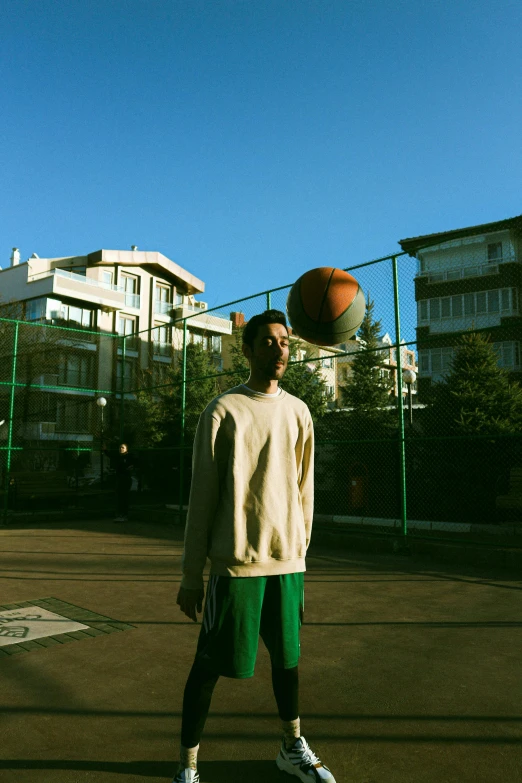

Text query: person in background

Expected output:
[114,443,134,522]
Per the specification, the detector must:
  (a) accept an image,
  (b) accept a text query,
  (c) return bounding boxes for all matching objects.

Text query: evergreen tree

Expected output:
[126,340,220,448]
[341,293,395,425]
[426,330,522,437]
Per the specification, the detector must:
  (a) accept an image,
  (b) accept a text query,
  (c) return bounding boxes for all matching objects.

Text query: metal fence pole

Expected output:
[391,256,409,547]
[119,334,126,442]
[266,292,271,310]
[2,322,19,525]
[178,318,187,525]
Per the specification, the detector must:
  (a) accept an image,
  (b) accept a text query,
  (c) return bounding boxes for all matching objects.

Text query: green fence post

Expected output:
[266,291,271,310]
[391,256,409,552]
[2,321,19,525]
[178,318,187,527]
[119,333,126,442]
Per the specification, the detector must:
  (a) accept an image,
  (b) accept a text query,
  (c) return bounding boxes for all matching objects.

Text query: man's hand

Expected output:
[176,585,205,623]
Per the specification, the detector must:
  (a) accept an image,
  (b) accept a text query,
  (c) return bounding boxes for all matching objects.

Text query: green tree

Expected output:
[119,340,221,448]
[415,329,522,523]
[425,330,522,437]
[341,294,395,428]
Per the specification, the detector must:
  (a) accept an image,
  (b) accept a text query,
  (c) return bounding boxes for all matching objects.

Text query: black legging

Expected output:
[116,477,132,516]
[180,657,299,748]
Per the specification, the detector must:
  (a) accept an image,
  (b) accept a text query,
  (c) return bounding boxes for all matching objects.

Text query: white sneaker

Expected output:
[171,767,199,782]
[276,735,336,782]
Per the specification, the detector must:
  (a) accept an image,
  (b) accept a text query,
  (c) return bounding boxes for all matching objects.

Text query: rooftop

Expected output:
[398,213,522,256]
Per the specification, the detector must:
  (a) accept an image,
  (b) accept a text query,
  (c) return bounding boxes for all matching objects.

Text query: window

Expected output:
[118,315,138,351]
[55,302,93,328]
[419,300,428,321]
[56,398,91,433]
[487,242,502,263]
[430,299,441,319]
[101,270,113,289]
[153,323,170,343]
[121,274,138,294]
[425,288,516,325]
[121,274,139,308]
[464,294,475,316]
[493,342,521,370]
[25,298,46,322]
[452,295,463,317]
[441,297,451,318]
[153,323,171,356]
[488,290,500,313]
[155,283,170,302]
[118,315,136,336]
[116,359,134,388]
[418,350,429,374]
[211,335,222,353]
[476,292,487,314]
[58,354,92,387]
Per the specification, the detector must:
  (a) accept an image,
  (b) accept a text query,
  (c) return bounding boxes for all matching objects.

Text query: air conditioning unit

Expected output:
[198,302,207,310]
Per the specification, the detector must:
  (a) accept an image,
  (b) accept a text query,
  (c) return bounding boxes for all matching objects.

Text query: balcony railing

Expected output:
[124,293,140,309]
[119,335,140,352]
[417,256,516,283]
[154,299,172,315]
[29,267,124,293]
[152,342,172,357]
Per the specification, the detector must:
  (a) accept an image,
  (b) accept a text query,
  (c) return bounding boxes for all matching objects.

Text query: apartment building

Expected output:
[0,244,419,449]
[399,214,522,400]
[334,332,418,410]
[0,246,223,444]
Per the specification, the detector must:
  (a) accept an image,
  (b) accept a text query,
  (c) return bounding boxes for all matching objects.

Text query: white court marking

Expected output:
[0,606,89,647]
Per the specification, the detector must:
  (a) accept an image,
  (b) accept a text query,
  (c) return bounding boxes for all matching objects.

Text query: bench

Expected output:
[11,471,77,511]
[495,467,522,523]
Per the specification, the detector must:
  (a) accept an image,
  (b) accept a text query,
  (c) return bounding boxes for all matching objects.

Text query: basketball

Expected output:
[286,267,366,346]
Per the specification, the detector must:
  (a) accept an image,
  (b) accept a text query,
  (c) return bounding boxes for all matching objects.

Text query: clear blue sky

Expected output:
[2,0,521,346]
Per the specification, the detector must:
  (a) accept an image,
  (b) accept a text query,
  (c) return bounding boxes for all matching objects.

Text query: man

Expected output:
[173,310,336,783]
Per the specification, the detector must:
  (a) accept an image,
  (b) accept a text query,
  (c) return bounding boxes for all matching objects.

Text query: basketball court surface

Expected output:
[0,517,520,783]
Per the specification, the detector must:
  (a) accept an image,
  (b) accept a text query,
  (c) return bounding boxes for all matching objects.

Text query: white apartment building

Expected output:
[0,246,227,442]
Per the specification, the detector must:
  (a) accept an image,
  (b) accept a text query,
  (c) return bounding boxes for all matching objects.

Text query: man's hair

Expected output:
[242,309,289,352]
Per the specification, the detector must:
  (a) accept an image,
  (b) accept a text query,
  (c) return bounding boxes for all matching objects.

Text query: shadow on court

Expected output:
[0,517,521,783]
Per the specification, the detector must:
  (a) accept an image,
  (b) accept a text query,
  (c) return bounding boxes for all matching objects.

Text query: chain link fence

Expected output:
[1,247,521,548]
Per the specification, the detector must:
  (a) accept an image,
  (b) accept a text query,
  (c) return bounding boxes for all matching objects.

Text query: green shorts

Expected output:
[195,572,305,679]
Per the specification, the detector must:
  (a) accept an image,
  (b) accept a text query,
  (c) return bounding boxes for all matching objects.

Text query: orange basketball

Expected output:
[286,267,366,346]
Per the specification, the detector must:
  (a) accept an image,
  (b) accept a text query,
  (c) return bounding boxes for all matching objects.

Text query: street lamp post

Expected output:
[96,397,107,484]
[402,370,417,428]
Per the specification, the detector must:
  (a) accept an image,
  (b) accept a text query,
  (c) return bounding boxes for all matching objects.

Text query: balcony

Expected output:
[28,268,126,311]
[19,421,93,441]
[171,305,233,337]
[124,293,141,309]
[152,341,172,358]
[417,255,517,284]
[154,299,172,315]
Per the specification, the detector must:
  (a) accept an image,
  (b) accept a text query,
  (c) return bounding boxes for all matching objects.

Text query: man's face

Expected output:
[242,323,290,379]
[120,445,127,454]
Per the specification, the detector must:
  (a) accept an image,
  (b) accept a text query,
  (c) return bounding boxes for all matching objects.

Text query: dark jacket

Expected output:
[115,452,134,485]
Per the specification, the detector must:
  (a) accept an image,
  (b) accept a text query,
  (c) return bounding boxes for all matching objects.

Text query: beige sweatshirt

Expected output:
[180,384,314,591]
